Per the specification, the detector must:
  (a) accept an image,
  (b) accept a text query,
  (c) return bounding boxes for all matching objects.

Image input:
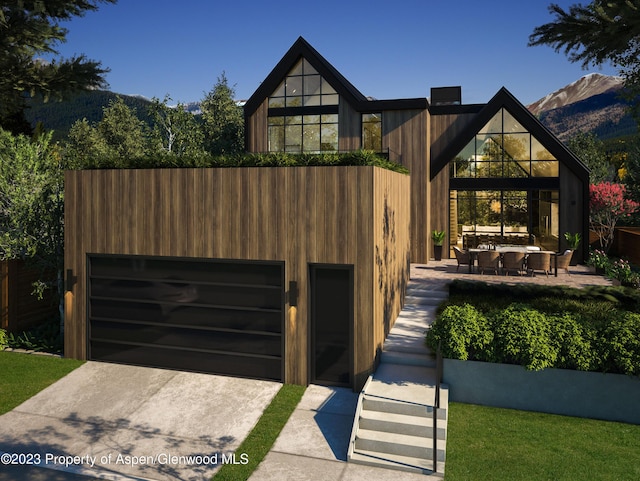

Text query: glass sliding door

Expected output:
[450,189,558,253]
[532,190,559,252]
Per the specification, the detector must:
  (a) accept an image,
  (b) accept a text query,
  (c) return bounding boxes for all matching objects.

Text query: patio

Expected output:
[411,259,613,289]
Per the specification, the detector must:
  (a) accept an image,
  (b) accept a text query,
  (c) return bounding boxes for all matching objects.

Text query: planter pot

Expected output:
[569,254,579,266]
[433,245,443,261]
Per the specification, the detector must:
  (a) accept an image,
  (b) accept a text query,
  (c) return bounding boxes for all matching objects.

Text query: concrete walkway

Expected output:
[0,362,281,481]
[250,272,449,480]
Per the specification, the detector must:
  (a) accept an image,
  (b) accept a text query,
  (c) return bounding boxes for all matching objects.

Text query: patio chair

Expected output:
[477,250,500,275]
[555,249,573,275]
[527,251,551,277]
[453,246,471,272]
[502,251,526,276]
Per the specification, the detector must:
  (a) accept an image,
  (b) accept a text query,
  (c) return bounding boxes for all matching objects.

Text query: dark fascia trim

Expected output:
[362,98,428,112]
[244,36,368,117]
[429,104,484,115]
[450,177,560,191]
[430,87,590,183]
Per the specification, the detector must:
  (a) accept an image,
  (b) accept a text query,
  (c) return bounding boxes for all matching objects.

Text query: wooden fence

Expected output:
[612,227,640,266]
[0,260,57,333]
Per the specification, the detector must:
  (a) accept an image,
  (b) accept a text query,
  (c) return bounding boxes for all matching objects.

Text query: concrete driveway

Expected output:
[0,361,281,481]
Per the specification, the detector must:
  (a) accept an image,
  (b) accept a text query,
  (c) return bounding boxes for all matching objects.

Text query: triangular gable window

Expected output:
[268,58,338,108]
[451,108,558,178]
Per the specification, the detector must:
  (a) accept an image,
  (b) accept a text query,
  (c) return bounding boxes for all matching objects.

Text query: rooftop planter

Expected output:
[71,150,410,174]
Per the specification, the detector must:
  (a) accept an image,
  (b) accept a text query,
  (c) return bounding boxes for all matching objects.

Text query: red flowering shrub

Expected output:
[589,182,639,252]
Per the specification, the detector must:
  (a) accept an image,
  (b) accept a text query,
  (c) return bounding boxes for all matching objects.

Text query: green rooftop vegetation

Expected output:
[72,149,410,174]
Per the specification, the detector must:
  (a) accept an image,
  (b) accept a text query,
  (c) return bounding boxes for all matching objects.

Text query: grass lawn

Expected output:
[212,383,306,481]
[0,351,84,415]
[446,402,640,481]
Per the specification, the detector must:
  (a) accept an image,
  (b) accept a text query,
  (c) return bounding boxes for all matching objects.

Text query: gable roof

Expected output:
[244,37,369,116]
[430,87,589,182]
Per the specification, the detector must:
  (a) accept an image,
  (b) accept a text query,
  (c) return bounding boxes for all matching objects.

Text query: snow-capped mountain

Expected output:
[527,73,635,142]
[527,73,624,116]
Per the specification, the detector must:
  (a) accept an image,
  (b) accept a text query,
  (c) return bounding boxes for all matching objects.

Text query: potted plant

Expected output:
[431,230,446,261]
[564,232,581,265]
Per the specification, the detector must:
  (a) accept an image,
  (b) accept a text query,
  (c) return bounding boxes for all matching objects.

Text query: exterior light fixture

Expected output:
[288,280,298,307]
[65,269,76,292]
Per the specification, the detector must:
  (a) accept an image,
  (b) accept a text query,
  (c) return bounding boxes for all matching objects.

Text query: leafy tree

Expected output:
[65,97,149,166]
[96,97,148,158]
[567,131,615,183]
[201,73,244,155]
[0,0,116,135]
[64,117,108,167]
[529,1,640,120]
[589,181,639,252]
[148,96,205,157]
[0,128,66,326]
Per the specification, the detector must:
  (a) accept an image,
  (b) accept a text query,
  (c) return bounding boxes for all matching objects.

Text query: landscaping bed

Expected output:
[426,281,640,375]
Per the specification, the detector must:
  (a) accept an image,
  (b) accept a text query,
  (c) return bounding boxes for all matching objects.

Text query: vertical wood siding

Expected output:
[560,163,587,261]
[383,109,429,263]
[65,167,410,390]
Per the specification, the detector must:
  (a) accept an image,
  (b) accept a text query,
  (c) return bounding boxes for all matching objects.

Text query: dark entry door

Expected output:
[88,255,284,381]
[310,265,352,386]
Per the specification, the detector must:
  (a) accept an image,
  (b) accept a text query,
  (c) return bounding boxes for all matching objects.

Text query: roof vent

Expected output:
[430,86,461,106]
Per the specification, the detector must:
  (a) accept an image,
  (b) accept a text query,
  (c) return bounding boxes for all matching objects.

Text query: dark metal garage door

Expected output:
[88,255,284,381]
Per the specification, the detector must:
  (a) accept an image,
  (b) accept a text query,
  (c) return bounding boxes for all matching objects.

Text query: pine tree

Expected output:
[0,0,116,134]
[201,73,244,155]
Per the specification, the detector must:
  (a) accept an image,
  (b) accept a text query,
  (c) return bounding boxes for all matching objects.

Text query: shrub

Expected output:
[549,313,596,371]
[425,304,492,361]
[607,258,636,286]
[6,318,62,353]
[491,304,557,371]
[0,329,7,350]
[586,249,611,270]
[604,312,640,375]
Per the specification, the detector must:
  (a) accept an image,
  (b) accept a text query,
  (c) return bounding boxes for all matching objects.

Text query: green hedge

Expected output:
[426,288,640,375]
[72,150,410,174]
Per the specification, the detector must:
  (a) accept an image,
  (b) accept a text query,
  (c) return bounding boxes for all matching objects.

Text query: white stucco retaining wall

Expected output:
[443,359,640,424]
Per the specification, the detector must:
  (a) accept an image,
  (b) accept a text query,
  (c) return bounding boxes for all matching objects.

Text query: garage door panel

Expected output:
[90,257,282,287]
[91,301,283,333]
[88,255,284,381]
[91,342,282,381]
[91,279,281,310]
[91,320,282,356]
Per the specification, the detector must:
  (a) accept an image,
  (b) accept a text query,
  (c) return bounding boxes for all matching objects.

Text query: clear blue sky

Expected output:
[50,0,619,106]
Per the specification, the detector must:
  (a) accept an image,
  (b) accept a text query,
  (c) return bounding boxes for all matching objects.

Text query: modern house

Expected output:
[244,37,589,264]
[63,37,588,391]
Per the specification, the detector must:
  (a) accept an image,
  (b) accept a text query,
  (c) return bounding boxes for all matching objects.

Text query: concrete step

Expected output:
[380,350,436,367]
[349,449,445,477]
[359,409,447,439]
[354,428,447,461]
[362,395,448,420]
[405,294,448,306]
[406,282,449,294]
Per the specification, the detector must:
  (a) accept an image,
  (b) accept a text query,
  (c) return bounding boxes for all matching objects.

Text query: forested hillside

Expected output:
[25,90,154,140]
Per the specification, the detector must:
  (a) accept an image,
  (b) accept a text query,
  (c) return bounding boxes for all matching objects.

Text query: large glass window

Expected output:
[267,58,339,153]
[268,58,338,108]
[449,190,559,252]
[268,114,338,153]
[450,108,558,178]
[362,113,382,152]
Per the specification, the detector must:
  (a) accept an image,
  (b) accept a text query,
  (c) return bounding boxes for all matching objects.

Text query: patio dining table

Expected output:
[468,246,558,276]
